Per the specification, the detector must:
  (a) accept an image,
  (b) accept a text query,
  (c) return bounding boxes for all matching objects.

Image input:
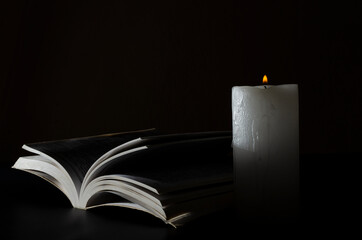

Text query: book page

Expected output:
[24,130,155,192]
[99,136,232,194]
[85,131,231,186]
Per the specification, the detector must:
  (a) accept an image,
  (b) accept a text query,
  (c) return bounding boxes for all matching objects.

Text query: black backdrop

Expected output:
[1,0,361,166]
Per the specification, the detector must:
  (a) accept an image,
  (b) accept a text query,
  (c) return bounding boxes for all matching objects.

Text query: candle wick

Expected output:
[264,86,267,89]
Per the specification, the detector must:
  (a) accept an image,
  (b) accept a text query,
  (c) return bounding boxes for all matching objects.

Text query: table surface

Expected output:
[2,153,360,239]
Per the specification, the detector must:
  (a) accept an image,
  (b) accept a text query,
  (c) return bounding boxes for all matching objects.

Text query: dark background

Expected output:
[1,1,361,238]
[1,0,362,166]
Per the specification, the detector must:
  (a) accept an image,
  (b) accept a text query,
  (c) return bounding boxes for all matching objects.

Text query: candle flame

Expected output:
[263,75,268,84]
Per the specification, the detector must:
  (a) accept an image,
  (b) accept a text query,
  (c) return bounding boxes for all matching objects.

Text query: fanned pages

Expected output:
[12,130,233,227]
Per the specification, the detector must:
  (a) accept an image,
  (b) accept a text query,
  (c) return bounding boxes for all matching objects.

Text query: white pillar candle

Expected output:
[232,78,299,221]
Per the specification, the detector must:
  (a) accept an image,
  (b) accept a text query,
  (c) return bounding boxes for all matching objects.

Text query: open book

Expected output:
[13,130,233,227]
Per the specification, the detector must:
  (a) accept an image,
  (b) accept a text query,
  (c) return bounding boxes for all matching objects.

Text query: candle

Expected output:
[232,76,299,221]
